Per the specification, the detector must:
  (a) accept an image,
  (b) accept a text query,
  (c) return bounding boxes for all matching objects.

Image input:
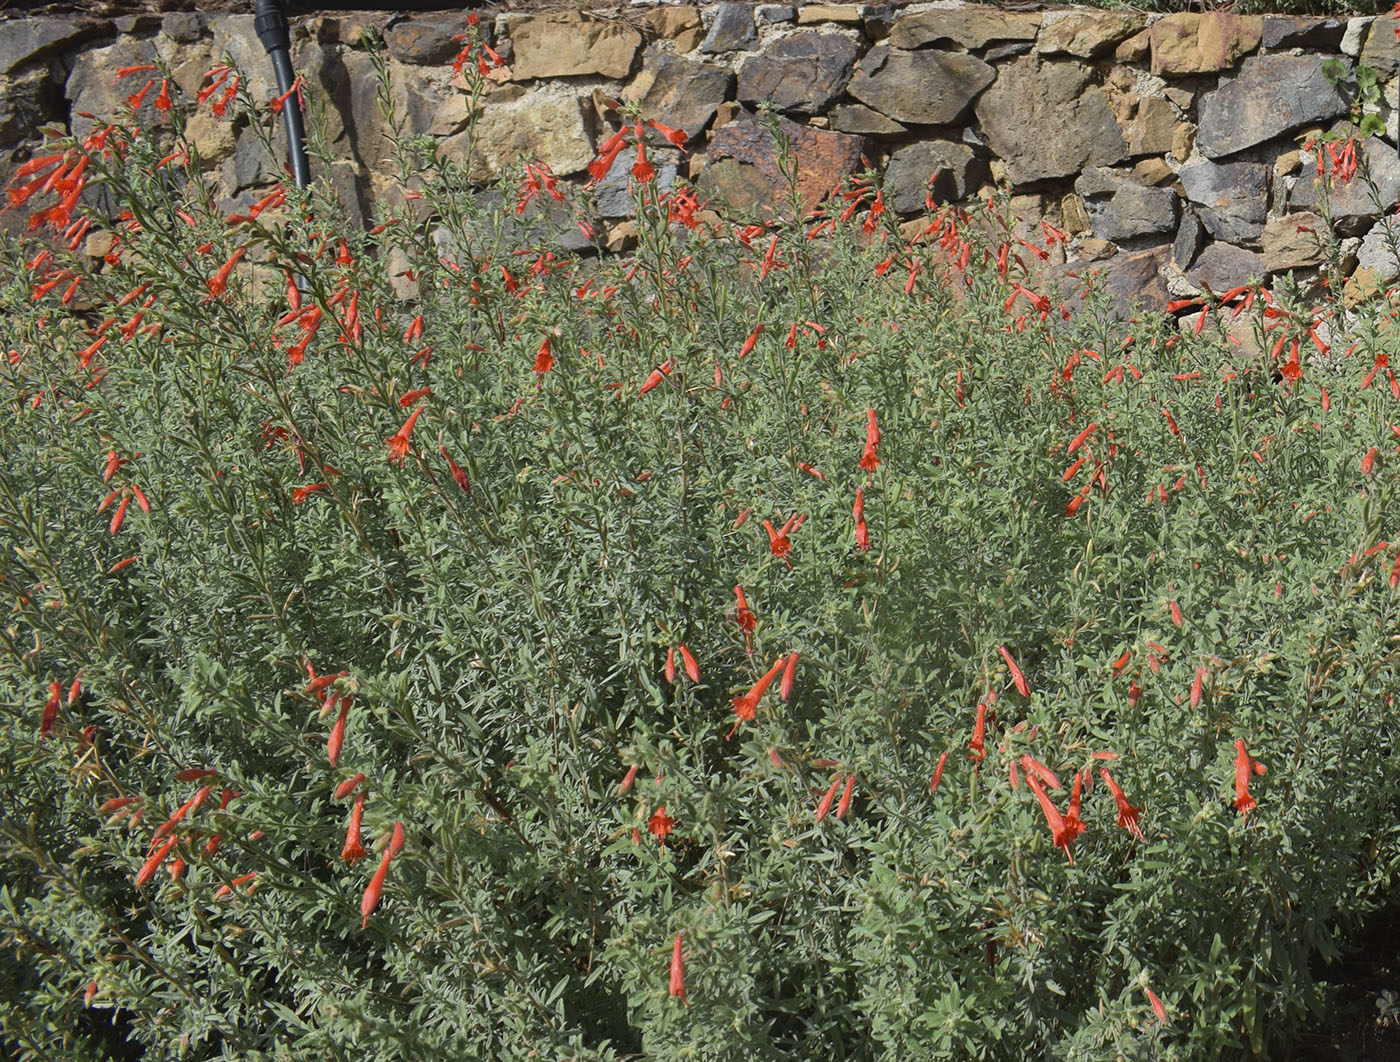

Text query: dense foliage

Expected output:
[2,30,1400,1060]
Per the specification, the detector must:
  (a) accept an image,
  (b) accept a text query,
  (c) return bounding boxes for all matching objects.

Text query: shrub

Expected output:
[2,32,1399,1061]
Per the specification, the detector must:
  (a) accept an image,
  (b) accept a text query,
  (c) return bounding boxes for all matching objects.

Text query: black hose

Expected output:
[253,0,311,191]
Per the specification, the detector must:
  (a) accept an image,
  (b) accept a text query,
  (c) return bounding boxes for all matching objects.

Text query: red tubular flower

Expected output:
[969,700,988,762]
[835,775,855,819]
[669,932,688,1004]
[533,336,553,378]
[385,406,424,464]
[730,656,787,729]
[206,246,247,296]
[1026,775,1079,865]
[930,751,948,793]
[764,515,797,564]
[360,848,393,927]
[1145,986,1169,1023]
[1099,768,1144,841]
[647,805,676,843]
[665,647,677,684]
[1020,755,1062,791]
[733,586,756,648]
[814,774,841,822]
[679,643,699,683]
[859,409,880,473]
[109,494,129,535]
[342,794,367,864]
[1063,771,1087,845]
[638,359,675,395]
[387,821,405,859]
[998,644,1030,697]
[1190,666,1205,710]
[334,773,366,800]
[136,836,179,887]
[779,652,799,701]
[631,125,655,182]
[738,323,763,358]
[618,764,639,795]
[40,680,61,739]
[1233,738,1265,818]
[649,120,687,150]
[327,698,349,766]
[439,446,470,491]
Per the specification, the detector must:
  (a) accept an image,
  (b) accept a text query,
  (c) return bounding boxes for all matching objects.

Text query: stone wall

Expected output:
[3,2,1399,311]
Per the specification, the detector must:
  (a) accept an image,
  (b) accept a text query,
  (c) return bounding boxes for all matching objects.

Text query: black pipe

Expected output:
[253,0,311,191]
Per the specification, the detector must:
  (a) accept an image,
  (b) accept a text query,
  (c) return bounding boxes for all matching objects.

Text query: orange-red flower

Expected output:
[814,774,841,822]
[40,679,61,739]
[669,932,688,1004]
[1026,775,1079,865]
[360,848,393,927]
[533,336,553,378]
[386,406,424,464]
[647,805,676,843]
[730,655,787,729]
[998,644,1030,697]
[678,643,699,683]
[1233,738,1265,818]
[342,793,368,864]
[1099,768,1144,841]
[969,700,988,762]
[859,409,880,473]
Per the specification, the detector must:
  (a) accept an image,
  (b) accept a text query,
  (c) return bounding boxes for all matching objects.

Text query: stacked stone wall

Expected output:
[2,2,1399,311]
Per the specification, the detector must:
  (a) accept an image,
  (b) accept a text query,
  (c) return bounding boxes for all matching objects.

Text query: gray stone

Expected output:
[161,13,207,44]
[737,31,860,115]
[1196,54,1350,159]
[1342,17,1370,58]
[1039,11,1148,58]
[1359,20,1399,78]
[221,126,280,193]
[973,55,1125,184]
[1260,16,1345,51]
[1179,159,1269,245]
[1051,245,1170,320]
[885,140,984,213]
[888,9,1041,50]
[1074,167,1178,242]
[756,5,797,25]
[0,17,109,76]
[386,16,481,66]
[1262,210,1329,271]
[593,146,681,216]
[1356,216,1400,282]
[0,69,53,150]
[696,110,863,218]
[1290,135,1400,235]
[1187,242,1268,292]
[65,36,158,143]
[846,45,994,126]
[830,103,905,136]
[1173,208,1206,269]
[984,42,1034,62]
[699,3,757,53]
[625,49,734,143]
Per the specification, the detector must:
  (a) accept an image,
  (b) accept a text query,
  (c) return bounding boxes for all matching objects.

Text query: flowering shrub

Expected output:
[3,30,1400,1060]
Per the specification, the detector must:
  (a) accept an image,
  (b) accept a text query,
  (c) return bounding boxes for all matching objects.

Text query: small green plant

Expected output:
[1322,58,1388,139]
